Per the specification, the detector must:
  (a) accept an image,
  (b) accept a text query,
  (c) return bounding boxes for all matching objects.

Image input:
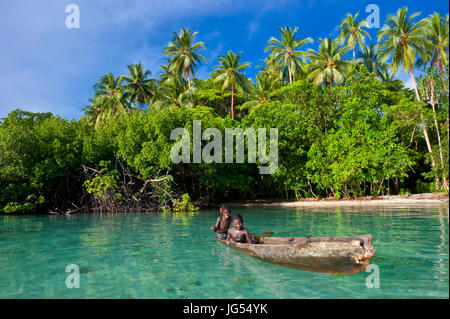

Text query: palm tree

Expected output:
[376,7,428,97]
[257,54,285,82]
[121,63,155,112]
[240,72,282,113]
[213,51,251,120]
[419,12,449,74]
[81,100,101,128]
[306,35,351,85]
[293,61,311,82]
[339,12,371,60]
[376,7,436,186]
[159,60,179,84]
[89,73,126,126]
[357,42,389,74]
[418,68,448,190]
[265,26,313,83]
[163,28,206,88]
[153,77,197,109]
[376,64,396,83]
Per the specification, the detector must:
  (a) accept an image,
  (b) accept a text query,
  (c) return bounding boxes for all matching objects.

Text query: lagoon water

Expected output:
[0,206,448,299]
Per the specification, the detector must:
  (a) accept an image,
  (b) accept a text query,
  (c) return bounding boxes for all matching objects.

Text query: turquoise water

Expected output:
[0,206,448,299]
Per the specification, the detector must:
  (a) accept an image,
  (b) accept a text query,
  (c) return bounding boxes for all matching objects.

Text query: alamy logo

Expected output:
[365,4,380,28]
[170,120,278,174]
[365,264,380,288]
[65,4,80,29]
[65,264,80,288]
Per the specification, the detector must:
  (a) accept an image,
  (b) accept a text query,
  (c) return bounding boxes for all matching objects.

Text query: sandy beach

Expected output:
[228,193,449,208]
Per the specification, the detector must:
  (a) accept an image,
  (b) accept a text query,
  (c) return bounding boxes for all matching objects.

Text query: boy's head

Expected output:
[231,214,243,229]
[220,204,231,217]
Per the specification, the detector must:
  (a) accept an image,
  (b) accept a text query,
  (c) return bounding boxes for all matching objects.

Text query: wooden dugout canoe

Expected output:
[217,234,375,274]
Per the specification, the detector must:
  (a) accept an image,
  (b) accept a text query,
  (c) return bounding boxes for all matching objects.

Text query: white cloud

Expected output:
[394,70,420,89]
[403,77,415,89]
[0,0,243,119]
[203,30,221,40]
[0,0,292,119]
[248,21,260,40]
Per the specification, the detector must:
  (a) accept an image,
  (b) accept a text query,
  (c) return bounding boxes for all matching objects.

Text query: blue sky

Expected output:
[0,0,448,120]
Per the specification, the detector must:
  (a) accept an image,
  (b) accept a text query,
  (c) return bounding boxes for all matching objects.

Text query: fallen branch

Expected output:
[139,175,171,194]
[65,206,85,215]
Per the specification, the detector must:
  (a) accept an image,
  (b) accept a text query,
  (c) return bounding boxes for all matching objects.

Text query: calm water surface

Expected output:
[0,206,448,299]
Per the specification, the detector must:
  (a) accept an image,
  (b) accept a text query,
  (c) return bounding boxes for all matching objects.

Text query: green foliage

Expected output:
[415,180,435,193]
[171,193,199,212]
[1,8,449,212]
[0,110,87,213]
[83,162,123,205]
[305,66,415,196]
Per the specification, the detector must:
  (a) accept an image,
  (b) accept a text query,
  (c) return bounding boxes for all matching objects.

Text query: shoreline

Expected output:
[228,193,449,209]
[1,193,448,215]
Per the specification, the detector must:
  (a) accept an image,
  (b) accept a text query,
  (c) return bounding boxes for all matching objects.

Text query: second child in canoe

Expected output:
[226,214,258,244]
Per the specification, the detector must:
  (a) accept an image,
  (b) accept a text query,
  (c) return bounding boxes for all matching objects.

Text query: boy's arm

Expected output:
[211,217,221,231]
[244,228,252,244]
[226,230,231,241]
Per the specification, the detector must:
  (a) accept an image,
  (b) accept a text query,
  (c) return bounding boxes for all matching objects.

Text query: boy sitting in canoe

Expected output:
[211,204,231,240]
[226,214,257,244]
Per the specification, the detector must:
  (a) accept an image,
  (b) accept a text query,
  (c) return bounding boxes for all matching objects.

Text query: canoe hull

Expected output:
[217,235,375,274]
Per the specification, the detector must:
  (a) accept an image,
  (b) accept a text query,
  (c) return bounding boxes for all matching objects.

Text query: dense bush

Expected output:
[0,67,447,213]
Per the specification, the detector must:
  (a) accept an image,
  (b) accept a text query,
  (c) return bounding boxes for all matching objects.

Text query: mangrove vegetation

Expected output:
[0,7,448,213]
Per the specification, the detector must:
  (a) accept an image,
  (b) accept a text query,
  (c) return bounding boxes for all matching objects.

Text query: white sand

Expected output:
[228,193,449,208]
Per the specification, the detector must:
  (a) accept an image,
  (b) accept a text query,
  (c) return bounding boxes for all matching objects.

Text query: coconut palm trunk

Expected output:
[231,84,234,120]
[288,66,293,84]
[409,67,439,189]
[429,79,448,190]
[185,69,191,88]
[214,51,250,120]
